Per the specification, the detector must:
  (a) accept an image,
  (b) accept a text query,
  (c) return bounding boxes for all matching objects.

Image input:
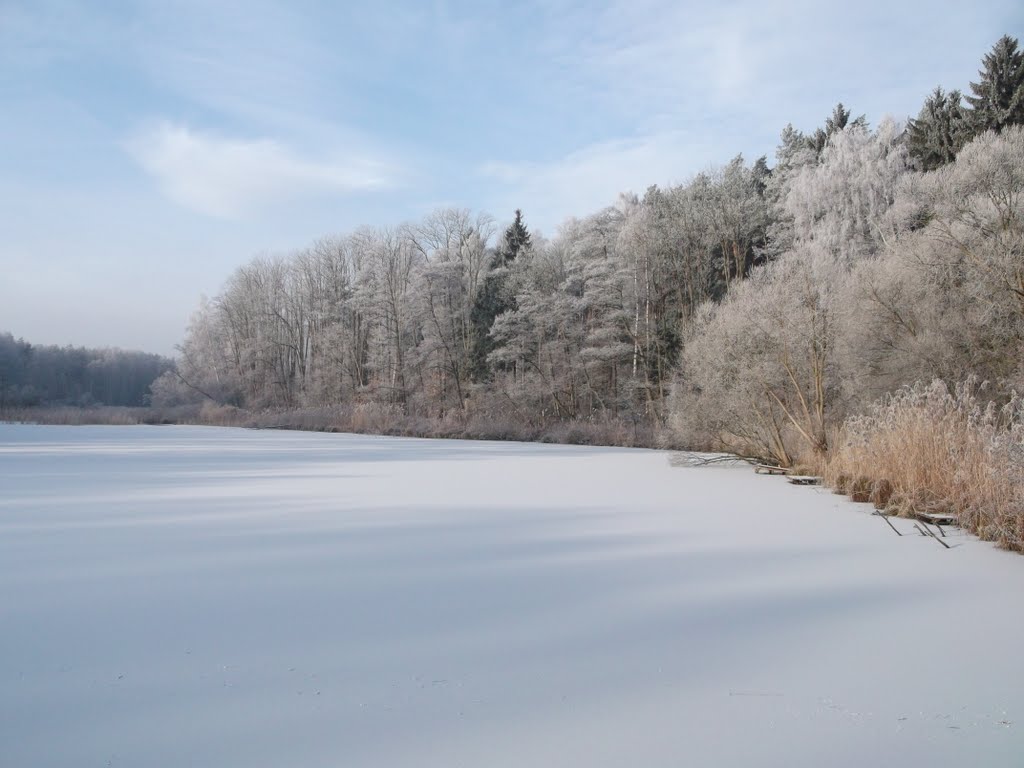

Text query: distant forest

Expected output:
[0,332,173,408]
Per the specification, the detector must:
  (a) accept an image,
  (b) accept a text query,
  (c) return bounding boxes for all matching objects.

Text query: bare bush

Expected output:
[0,406,146,425]
[673,244,848,466]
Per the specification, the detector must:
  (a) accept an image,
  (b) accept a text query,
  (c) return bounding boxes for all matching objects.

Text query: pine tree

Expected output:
[965,35,1024,134]
[907,87,969,170]
[469,210,532,381]
[805,103,868,156]
[751,155,771,197]
[494,209,531,267]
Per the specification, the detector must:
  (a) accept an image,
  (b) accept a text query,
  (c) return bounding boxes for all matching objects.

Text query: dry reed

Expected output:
[821,379,1024,552]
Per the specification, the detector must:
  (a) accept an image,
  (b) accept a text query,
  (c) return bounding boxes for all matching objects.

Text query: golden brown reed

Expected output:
[818,379,1024,552]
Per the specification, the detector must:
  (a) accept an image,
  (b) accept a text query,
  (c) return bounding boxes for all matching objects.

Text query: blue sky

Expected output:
[2,0,1021,354]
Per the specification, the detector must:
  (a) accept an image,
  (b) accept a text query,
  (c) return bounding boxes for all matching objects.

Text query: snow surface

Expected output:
[1,424,1022,767]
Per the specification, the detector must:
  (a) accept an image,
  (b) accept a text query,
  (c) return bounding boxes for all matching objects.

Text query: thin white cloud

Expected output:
[478,0,1023,231]
[479,129,740,233]
[127,122,396,218]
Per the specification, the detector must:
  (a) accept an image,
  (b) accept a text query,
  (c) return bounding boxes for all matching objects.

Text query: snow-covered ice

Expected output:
[1,424,1022,766]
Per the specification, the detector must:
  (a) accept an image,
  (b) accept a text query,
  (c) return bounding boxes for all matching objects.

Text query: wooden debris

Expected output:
[917,511,957,527]
[787,475,821,486]
[754,464,788,475]
[872,510,903,536]
[917,519,952,549]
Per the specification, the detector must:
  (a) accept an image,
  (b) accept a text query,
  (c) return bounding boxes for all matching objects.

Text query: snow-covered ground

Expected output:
[1,425,1022,767]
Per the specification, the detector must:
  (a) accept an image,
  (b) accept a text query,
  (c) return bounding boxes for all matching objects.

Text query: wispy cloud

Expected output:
[479,129,739,233]
[126,122,397,218]
[476,0,1023,229]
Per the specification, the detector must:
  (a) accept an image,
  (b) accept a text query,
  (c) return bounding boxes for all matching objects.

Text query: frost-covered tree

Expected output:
[707,155,770,285]
[781,118,911,263]
[360,228,421,407]
[487,246,580,421]
[567,207,633,413]
[674,245,848,464]
[764,105,866,259]
[826,124,1024,412]
[923,126,1024,326]
[412,259,472,417]
[673,121,912,462]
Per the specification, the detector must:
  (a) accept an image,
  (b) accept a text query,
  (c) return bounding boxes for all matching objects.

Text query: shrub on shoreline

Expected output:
[0,403,666,450]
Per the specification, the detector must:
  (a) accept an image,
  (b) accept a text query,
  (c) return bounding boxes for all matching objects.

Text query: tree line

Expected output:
[157,35,1024,458]
[0,332,174,409]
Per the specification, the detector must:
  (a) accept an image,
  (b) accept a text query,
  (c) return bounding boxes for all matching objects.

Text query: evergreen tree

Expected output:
[751,155,771,197]
[907,87,969,170]
[805,103,868,156]
[965,35,1024,134]
[469,210,532,381]
[495,209,531,267]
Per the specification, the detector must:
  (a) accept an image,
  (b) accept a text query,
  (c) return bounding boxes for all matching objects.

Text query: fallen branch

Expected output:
[670,452,754,468]
[918,519,952,549]
[873,510,902,536]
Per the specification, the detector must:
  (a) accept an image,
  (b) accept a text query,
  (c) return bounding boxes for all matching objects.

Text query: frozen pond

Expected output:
[1,425,1022,766]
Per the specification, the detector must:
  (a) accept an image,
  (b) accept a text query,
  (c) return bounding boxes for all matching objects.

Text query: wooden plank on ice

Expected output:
[787,475,821,486]
[754,464,788,475]
[917,511,957,527]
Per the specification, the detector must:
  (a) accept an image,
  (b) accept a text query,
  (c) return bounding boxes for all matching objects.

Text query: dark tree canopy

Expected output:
[494,209,532,267]
[903,35,1024,172]
[805,103,868,156]
[965,35,1024,134]
[907,87,970,170]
